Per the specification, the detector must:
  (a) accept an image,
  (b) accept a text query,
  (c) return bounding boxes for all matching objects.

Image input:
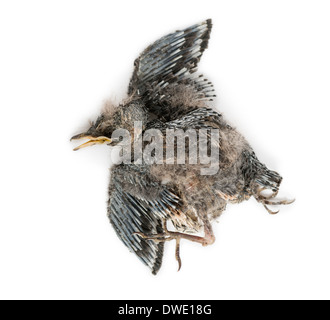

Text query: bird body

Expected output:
[71,19,294,274]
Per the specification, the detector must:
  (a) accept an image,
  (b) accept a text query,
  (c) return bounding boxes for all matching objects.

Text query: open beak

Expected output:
[71,134,112,151]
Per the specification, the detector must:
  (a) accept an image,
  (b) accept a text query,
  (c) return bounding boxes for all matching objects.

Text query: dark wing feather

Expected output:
[128,19,214,105]
[108,165,182,275]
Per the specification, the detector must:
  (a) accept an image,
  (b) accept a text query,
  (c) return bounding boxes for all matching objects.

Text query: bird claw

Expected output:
[257,187,279,200]
[263,204,279,215]
[255,188,295,214]
[175,238,182,272]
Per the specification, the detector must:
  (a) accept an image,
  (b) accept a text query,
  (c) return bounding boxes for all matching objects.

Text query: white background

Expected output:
[1,0,329,300]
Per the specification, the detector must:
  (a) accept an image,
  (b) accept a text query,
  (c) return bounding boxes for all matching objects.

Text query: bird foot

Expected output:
[255,188,295,214]
[134,222,215,271]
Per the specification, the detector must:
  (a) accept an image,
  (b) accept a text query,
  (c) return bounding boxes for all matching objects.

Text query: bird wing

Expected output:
[108,164,182,275]
[128,19,215,105]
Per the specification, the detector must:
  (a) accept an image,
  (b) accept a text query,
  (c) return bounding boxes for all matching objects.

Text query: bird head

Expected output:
[71,100,147,151]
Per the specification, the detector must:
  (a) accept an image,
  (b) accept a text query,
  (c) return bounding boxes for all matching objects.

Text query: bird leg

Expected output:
[134,218,215,271]
[255,187,295,214]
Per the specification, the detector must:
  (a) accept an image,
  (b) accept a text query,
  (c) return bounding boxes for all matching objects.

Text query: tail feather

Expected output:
[241,150,282,193]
